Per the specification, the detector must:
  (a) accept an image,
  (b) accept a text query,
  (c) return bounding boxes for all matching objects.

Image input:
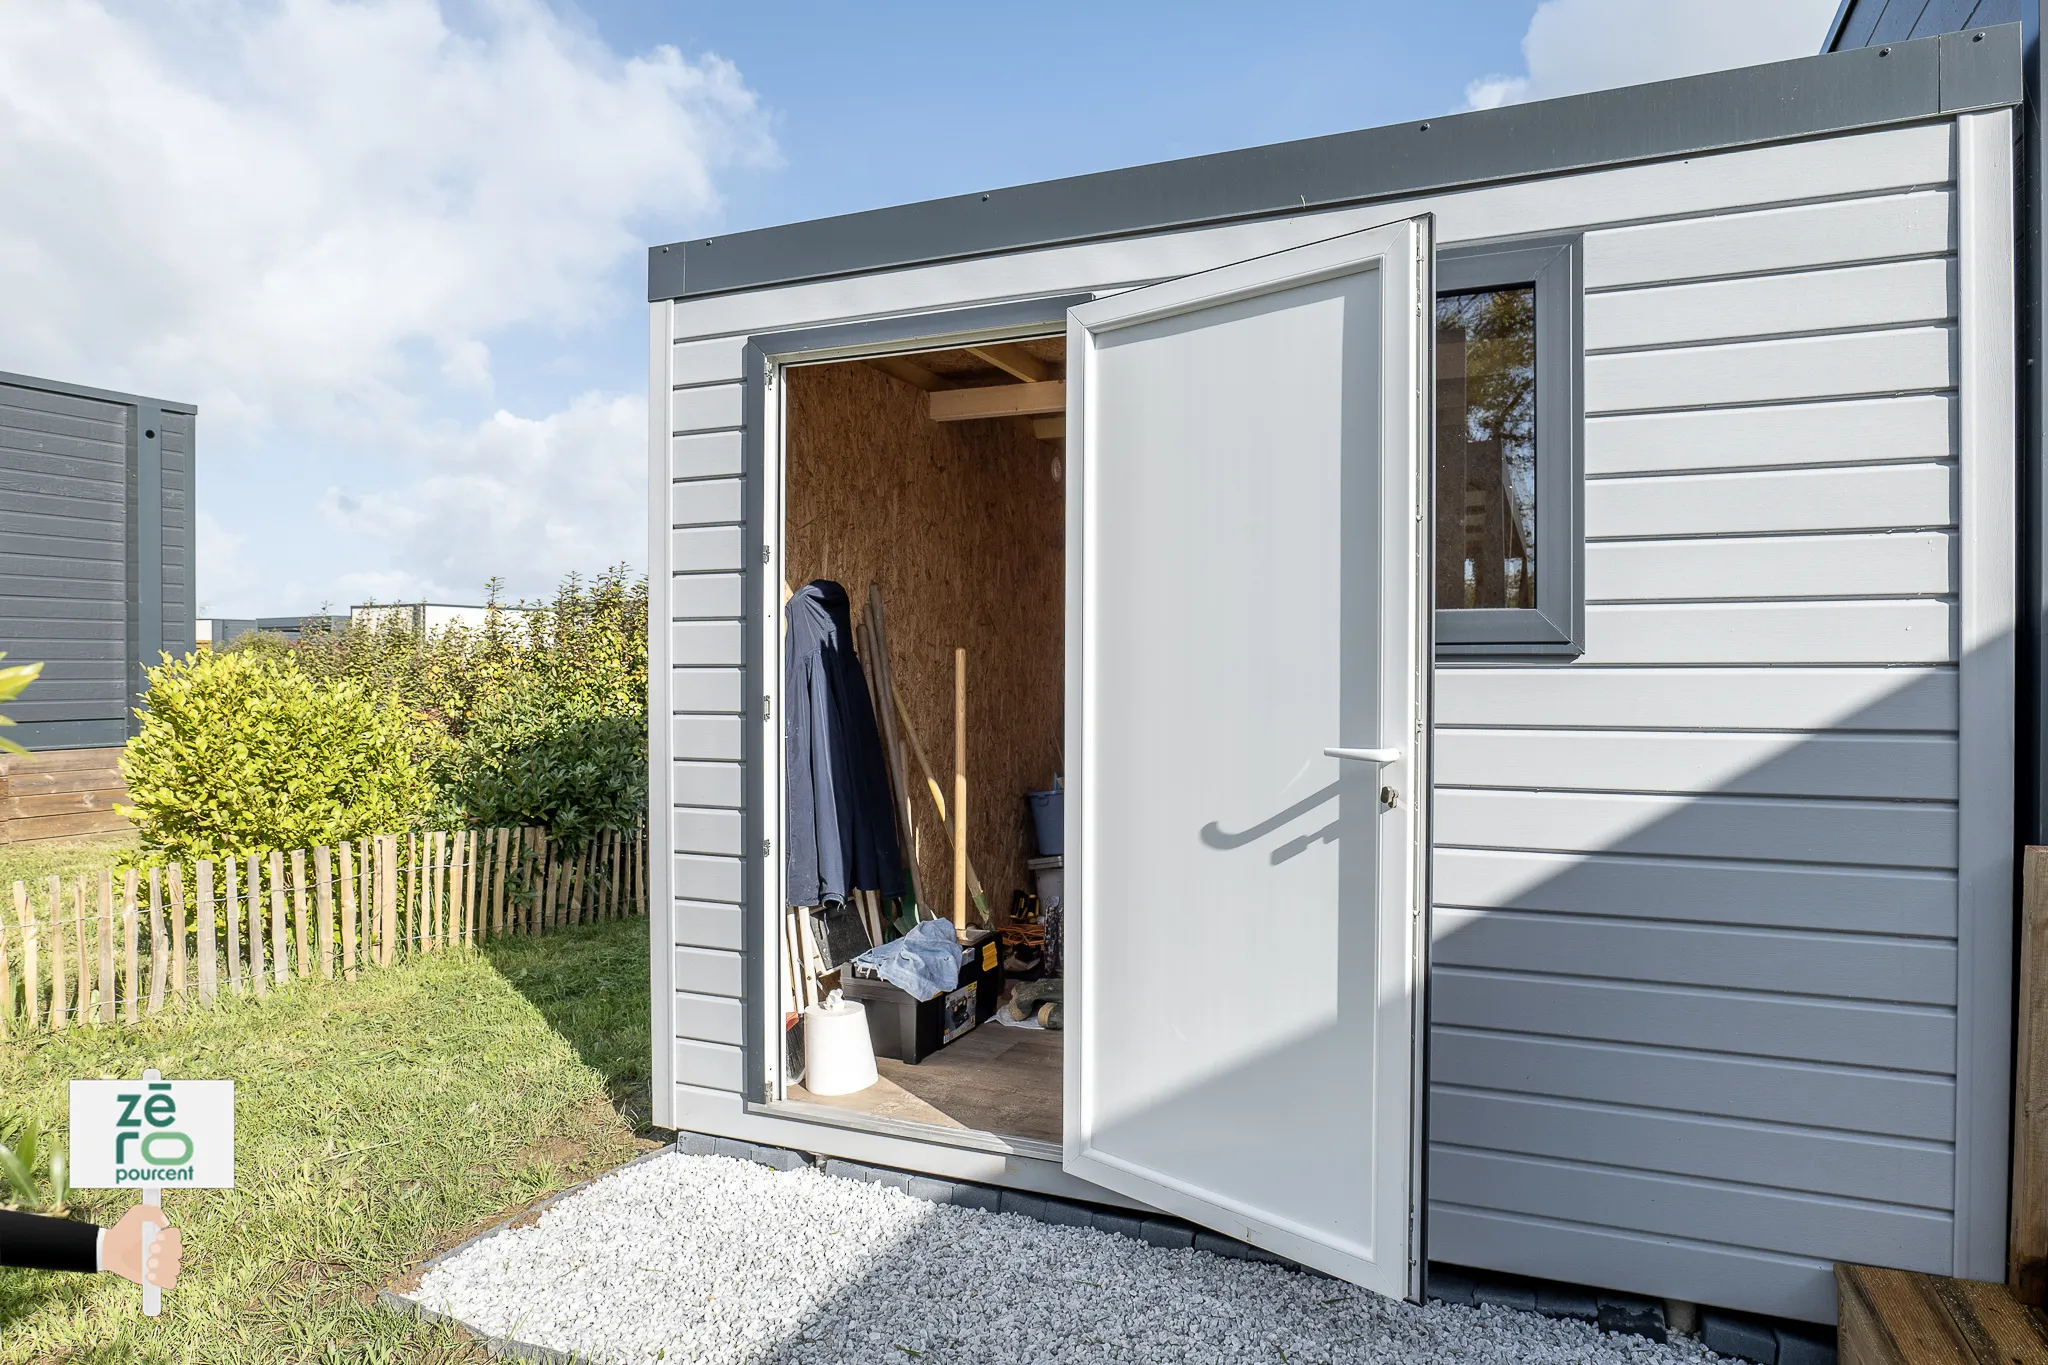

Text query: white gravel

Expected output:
[415,1152,1730,1365]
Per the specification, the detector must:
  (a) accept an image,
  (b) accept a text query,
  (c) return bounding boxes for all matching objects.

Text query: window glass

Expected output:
[1436,286,1537,610]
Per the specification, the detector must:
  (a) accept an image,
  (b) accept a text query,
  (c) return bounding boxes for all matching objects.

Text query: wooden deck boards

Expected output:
[1838,1264,2048,1365]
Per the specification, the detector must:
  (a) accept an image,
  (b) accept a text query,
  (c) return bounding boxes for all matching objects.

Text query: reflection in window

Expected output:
[1436,286,1536,610]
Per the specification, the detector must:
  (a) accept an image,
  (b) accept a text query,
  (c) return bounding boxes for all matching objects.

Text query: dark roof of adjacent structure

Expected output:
[649,24,2021,303]
[1826,0,2023,52]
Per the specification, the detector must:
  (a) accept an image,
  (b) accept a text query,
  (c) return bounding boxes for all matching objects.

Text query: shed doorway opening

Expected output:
[773,333,1068,1151]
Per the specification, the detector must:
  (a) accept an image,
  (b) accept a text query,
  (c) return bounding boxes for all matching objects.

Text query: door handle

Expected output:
[1324,747,1400,764]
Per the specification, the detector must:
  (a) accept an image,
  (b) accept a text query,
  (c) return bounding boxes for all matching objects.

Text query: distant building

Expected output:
[194,616,345,648]
[348,602,532,635]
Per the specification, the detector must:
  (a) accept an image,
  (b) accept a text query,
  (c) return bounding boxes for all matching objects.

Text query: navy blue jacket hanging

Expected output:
[785,580,903,906]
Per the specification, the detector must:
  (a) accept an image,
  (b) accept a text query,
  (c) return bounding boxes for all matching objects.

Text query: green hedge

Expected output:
[121,569,647,858]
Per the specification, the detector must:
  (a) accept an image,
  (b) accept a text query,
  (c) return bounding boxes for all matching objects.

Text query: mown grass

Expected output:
[0,833,136,897]
[0,915,656,1364]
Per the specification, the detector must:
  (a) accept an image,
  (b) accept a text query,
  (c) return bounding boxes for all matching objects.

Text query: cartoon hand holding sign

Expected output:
[69,1069,233,1316]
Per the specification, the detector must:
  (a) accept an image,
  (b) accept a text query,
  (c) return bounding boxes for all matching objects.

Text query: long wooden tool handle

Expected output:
[953,648,968,938]
[890,679,985,900]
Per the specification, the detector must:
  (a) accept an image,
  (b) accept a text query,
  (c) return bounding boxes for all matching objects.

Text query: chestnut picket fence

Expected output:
[0,824,645,1034]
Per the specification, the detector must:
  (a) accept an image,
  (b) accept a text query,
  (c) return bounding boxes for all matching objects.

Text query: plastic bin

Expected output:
[841,928,1003,1063]
[1027,785,1064,857]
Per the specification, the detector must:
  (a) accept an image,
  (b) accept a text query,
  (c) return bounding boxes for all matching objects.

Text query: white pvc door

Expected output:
[1063,218,1432,1297]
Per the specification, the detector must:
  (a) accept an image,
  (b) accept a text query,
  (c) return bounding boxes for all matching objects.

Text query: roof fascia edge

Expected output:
[0,368,198,414]
[650,23,2021,303]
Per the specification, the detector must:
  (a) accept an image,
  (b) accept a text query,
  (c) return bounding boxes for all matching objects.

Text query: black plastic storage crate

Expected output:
[840,927,1003,1064]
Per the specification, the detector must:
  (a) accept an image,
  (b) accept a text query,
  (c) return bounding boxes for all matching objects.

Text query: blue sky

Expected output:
[0,0,1836,616]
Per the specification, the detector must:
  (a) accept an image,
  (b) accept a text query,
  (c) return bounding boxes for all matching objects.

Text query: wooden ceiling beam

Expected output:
[965,343,1051,384]
[1032,416,1065,441]
[928,380,1066,422]
[865,356,949,392]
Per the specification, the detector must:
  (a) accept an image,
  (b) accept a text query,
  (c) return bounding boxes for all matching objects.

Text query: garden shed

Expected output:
[0,371,194,845]
[644,23,2024,1324]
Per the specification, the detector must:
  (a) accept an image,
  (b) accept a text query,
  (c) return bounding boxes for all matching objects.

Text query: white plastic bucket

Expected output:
[804,990,879,1095]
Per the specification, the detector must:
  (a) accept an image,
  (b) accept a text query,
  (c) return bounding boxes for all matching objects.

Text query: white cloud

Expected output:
[0,0,771,615]
[320,390,646,605]
[1464,0,1842,111]
[0,0,772,436]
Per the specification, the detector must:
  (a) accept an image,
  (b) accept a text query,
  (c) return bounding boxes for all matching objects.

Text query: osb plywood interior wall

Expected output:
[786,354,1064,921]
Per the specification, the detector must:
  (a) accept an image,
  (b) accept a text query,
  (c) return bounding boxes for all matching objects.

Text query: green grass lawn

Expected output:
[0,914,657,1364]
[0,833,136,897]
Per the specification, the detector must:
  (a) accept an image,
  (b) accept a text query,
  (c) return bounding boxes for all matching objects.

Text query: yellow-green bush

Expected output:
[118,649,435,860]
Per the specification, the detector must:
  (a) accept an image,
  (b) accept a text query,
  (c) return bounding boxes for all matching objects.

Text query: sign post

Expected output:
[70,1068,234,1316]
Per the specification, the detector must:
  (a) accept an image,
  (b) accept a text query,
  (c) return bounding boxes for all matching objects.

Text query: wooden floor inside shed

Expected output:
[789,1021,1062,1145]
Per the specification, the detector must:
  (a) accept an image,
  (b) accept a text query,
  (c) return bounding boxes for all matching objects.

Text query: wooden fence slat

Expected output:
[223,857,243,996]
[196,860,218,1003]
[492,827,508,937]
[362,839,377,968]
[12,880,32,1030]
[314,846,335,980]
[403,832,417,953]
[146,867,168,1015]
[98,871,116,1025]
[48,878,66,1030]
[245,853,266,998]
[269,851,288,987]
[290,848,310,980]
[122,868,139,1023]
[0,896,11,1040]
[168,863,188,1004]
[383,835,397,966]
[468,831,480,943]
[338,842,358,981]
[452,830,468,946]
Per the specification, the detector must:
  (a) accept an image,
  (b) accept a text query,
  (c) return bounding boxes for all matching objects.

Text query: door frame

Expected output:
[739,294,1094,1139]
[1060,218,1436,1297]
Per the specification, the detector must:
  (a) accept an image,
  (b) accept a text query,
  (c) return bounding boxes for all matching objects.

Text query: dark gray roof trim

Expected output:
[0,369,196,414]
[1826,0,2024,53]
[650,24,2020,303]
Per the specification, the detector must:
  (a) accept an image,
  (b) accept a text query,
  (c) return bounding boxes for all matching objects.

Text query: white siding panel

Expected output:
[1435,788,1957,869]
[1433,907,1956,1005]
[1431,1148,1953,1269]
[671,383,743,432]
[671,667,744,714]
[672,478,744,526]
[674,760,743,809]
[1586,464,1953,539]
[672,526,744,574]
[671,714,743,762]
[674,898,743,951]
[1431,1090,1953,1208]
[674,806,744,857]
[675,945,743,997]
[1585,532,1953,602]
[673,430,744,479]
[676,990,744,1045]
[1432,968,1956,1071]
[1431,1028,1956,1141]
[1585,394,1955,476]
[1433,848,1956,937]
[675,1039,743,1092]
[671,619,744,667]
[1586,326,1954,415]
[672,573,744,620]
[1434,728,1957,801]
[1580,600,1955,666]
[1586,258,1954,352]
[1434,666,1957,732]
[1583,190,1955,290]
[674,854,743,904]
[672,336,746,387]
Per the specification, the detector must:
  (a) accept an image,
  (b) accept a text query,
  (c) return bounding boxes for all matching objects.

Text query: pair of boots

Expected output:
[1004,978,1063,1029]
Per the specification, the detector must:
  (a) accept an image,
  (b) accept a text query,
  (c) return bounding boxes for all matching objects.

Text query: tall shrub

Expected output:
[119,650,435,860]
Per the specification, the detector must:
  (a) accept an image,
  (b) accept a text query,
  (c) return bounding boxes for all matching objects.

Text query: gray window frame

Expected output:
[1434,233,1584,658]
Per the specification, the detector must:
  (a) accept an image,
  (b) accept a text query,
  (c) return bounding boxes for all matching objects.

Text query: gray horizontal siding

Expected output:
[1428,126,1970,1321]
[0,381,127,725]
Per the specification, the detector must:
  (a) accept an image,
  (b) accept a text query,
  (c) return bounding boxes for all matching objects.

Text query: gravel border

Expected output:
[394,1143,1733,1365]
